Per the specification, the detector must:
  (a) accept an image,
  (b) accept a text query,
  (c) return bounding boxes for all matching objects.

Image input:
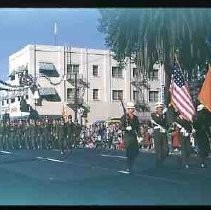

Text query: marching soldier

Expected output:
[120,102,140,174]
[65,115,75,150]
[42,116,52,149]
[24,120,31,149]
[9,120,16,150]
[174,113,193,169]
[17,119,24,149]
[73,119,82,148]
[151,102,169,168]
[28,119,37,149]
[58,117,66,155]
[193,104,211,168]
[51,118,59,149]
[3,120,11,150]
[0,121,4,150]
[35,119,42,149]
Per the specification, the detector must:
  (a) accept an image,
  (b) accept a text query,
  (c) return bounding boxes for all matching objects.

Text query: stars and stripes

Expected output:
[169,63,196,121]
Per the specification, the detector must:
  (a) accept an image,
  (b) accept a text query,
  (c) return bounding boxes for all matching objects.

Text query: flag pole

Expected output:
[54,22,58,46]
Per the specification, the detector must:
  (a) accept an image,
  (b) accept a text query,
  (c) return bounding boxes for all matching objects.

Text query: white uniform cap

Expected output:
[126,102,135,109]
[197,104,205,111]
[155,102,164,108]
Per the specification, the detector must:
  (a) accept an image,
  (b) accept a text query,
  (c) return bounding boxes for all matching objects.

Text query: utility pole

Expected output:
[74,72,78,122]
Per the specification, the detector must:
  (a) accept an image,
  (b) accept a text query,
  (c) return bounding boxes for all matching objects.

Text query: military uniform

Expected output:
[58,118,66,154]
[175,115,192,169]
[193,105,211,168]
[151,102,169,168]
[0,122,4,149]
[120,102,140,173]
[73,121,82,148]
[65,116,75,150]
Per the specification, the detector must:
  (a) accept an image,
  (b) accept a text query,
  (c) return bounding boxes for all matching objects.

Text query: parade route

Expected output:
[0,148,210,205]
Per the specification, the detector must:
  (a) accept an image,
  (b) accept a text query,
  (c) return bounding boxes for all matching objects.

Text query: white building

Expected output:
[0,44,165,124]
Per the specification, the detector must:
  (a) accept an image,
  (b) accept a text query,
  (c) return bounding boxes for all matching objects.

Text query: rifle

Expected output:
[119,97,129,127]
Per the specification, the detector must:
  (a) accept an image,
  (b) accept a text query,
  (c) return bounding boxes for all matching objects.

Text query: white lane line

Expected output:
[46,158,64,163]
[36,156,64,163]
[52,149,60,152]
[101,154,127,159]
[0,151,12,154]
[118,170,130,174]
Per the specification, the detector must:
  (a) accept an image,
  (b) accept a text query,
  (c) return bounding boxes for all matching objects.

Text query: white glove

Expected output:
[160,128,166,133]
[126,126,132,131]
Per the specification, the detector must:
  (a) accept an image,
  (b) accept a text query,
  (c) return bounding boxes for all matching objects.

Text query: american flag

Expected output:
[169,63,196,121]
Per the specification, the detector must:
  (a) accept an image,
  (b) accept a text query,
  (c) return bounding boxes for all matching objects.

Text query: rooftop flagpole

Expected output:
[54,22,58,46]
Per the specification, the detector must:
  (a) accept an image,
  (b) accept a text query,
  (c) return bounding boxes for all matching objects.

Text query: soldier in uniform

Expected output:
[17,119,24,149]
[9,120,16,150]
[151,102,169,168]
[73,119,82,148]
[42,116,52,149]
[193,104,211,168]
[65,115,75,150]
[28,119,37,149]
[51,118,59,149]
[36,119,42,149]
[3,120,11,150]
[174,113,193,169]
[120,102,140,174]
[0,120,4,150]
[58,117,66,155]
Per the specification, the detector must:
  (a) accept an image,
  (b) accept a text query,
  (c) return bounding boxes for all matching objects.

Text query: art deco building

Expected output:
[0,44,165,124]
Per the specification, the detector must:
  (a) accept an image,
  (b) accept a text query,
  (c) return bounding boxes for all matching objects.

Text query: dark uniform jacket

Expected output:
[151,112,168,132]
[120,114,140,148]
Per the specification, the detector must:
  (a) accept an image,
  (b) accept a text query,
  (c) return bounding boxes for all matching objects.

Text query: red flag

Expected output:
[198,67,211,112]
[169,63,196,121]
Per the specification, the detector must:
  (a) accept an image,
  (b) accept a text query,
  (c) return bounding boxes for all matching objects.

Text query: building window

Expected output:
[133,90,138,101]
[67,64,79,75]
[93,65,99,77]
[2,101,4,106]
[149,91,159,102]
[112,90,123,101]
[93,89,99,100]
[67,88,75,100]
[11,98,15,103]
[133,68,138,77]
[6,99,9,104]
[149,69,159,81]
[112,67,123,78]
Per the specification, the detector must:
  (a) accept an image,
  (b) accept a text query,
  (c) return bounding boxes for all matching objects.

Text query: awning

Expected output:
[39,87,57,96]
[39,62,59,77]
[39,62,56,71]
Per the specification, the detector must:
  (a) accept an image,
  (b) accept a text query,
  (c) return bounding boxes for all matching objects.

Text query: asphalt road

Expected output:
[0,148,210,205]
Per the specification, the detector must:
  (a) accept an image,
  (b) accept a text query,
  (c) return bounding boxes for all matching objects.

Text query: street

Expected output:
[0,148,210,205]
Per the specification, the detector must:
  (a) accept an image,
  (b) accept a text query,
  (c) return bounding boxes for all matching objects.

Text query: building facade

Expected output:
[0,44,165,124]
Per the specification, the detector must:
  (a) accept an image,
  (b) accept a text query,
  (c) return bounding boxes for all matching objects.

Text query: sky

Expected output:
[0,8,108,81]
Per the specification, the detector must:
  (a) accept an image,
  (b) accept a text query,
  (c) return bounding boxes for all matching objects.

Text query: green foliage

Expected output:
[98,8,211,75]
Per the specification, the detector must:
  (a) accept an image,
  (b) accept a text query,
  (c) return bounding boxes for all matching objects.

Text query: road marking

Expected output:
[36,156,64,163]
[46,158,64,163]
[101,154,127,159]
[0,151,12,154]
[118,170,130,174]
[52,149,60,152]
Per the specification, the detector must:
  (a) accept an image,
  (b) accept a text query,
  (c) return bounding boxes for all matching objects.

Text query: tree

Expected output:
[98,8,211,103]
